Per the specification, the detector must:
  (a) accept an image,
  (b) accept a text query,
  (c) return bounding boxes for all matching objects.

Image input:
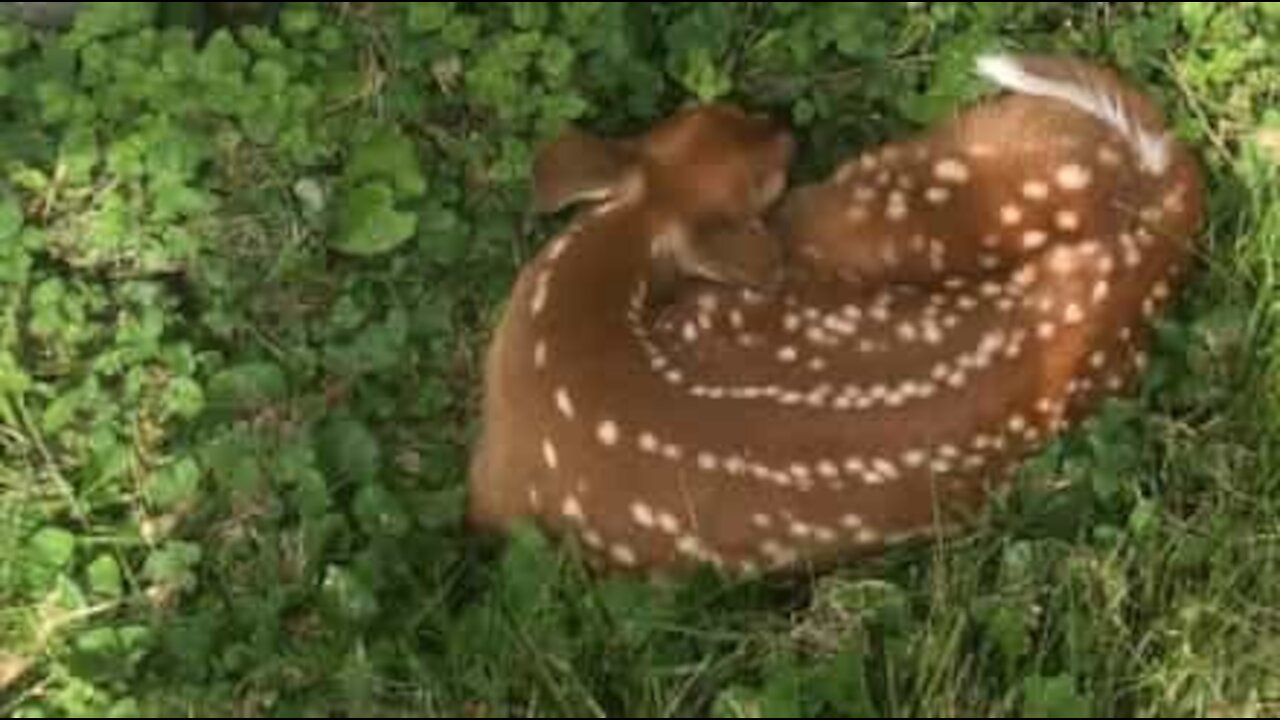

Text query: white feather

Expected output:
[975,53,1170,175]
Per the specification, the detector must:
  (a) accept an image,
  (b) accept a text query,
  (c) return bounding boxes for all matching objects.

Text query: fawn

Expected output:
[467,53,1203,577]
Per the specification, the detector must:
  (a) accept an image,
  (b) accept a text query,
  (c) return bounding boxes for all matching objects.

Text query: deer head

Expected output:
[528,104,797,298]
[467,53,1204,578]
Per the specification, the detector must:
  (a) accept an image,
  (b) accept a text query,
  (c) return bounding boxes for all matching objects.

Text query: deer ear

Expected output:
[532,126,643,214]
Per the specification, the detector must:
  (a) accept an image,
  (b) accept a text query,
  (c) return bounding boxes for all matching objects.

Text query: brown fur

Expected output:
[467,55,1204,578]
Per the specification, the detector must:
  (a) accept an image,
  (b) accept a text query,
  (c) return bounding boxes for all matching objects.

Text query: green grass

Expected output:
[1,2,1278,716]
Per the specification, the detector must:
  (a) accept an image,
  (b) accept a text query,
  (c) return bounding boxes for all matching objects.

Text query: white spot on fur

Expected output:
[697,452,719,472]
[610,545,638,567]
[761,540,798,567]
[926,186,952,204]
[1023,230,1049,250]
[788,522,813,540]
[681,322,699,343]
[542,439,559,470]
[597,421,620,447]
[1022,180,1051,201]
[723,455,746,476]
[873,459,901,482]
[1064,303,1085,325]
[676,536,704,559]
[531,273,550,315]
[934,158,972,184]
[1056,163,1093,190]
[1055,210,1081,232]
[657,513,682,535]
[887,192,909,221]
[902,450,927,468]
[555,388,575,419]
[631,503,655,529]
[638,432,659,454]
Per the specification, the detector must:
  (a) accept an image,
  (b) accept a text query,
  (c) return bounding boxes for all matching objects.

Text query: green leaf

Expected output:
[510,1,549,30]
[712,686,765,718]
[712,656,806,718]
[201,429,266,497]
[1180,2,1218,37]
[281,3,321,36]
[29,527,77,571]
[420,204,468,262]
[145,458,202,511]
[325,306,409,378]
[345,126,426,198]
[898,29,993,124]
[1128,498,1161,539]
[322,565,379,623]
[441,14,480,50]
[982,601,1033,671]
[65,2,158,46]
[407,2,455,33]
[206,362,287,415]
[332,182,418,257]
[675,47,734,101]
[758,656,806,717]
[144,542,202,589]
[59,125,99,186]
[353,483,410,539]
[417,486,465,531]
[75,626,140,657]
[495,522,558,612]
[293,469,331,521]
[813,647,877,716]
[162,376,206,421]
[86,555,124,599]
[0,24,29,59]
[1021,675,1092,718]
[0,351,31,401]
[0,194,22,241]
[316,417,382,487]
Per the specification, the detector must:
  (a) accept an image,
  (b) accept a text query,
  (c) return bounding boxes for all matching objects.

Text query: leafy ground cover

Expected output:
[1,3,1278,716]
